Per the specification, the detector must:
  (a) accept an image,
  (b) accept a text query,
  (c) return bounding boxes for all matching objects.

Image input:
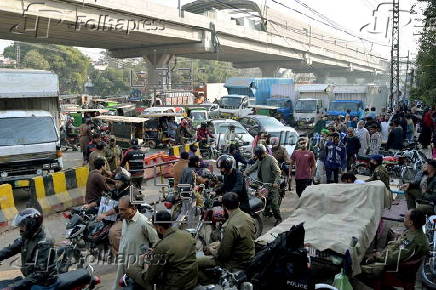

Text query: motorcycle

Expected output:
[51,265,101,290]
[421,200,436,289]
[199,137,218,160]
[59,206,112,272]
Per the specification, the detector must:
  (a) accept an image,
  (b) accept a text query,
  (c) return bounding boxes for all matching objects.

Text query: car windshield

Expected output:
[191,111,206,121]
[220,96,242,107]
[269,131,299,145]
[329,102,359,112]
[256,117,284,128]
[295,100,317,112]
[214,123,247,134]
[0,117,58,146]
[267,99,288,107]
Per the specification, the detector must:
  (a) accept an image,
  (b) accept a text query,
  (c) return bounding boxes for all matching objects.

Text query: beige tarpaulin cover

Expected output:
[256,181,392,275]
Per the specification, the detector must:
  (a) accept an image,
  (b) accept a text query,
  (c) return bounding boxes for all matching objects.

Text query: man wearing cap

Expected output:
[365,155,390,190]
[121,139,146,189]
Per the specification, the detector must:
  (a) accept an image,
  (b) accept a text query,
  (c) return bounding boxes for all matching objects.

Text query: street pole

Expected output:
[403,50,409,101]
[390,0,400,110]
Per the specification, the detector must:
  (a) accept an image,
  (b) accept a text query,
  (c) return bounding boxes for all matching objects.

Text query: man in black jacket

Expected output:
[0,208,56,289]
[343,128,361,170]
[387,120,404,150]
[216,155,250,213]
[120,139,146,189]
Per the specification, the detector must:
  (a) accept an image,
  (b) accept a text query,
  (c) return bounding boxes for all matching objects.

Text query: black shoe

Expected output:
[274,218,282,226]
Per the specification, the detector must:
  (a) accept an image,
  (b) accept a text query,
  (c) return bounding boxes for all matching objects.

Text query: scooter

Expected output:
[420,200,436,289]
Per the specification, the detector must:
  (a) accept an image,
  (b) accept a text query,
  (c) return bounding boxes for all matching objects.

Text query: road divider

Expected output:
[168,142,200,157]
[0,184,18,227]
[30,167,89,216]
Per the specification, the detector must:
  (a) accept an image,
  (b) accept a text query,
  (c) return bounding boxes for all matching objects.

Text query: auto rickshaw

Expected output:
[61,108,109,127]
[139,112,184,149]
[92,115,149,150]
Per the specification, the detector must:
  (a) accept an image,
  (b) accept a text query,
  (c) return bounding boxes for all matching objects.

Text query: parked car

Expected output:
[239,115,285,136]
[210,119,254,148]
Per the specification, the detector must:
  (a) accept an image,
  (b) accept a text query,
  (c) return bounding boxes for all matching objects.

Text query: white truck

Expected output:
[294,84,334,128]
[0,69,62,188]
[218,94,253,118]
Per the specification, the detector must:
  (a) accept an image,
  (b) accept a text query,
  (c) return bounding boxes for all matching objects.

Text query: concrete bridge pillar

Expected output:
[145,54,174,90]
[259,63,281,77]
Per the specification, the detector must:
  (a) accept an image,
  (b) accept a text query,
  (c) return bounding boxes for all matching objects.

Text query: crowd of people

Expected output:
[1,101,435,289]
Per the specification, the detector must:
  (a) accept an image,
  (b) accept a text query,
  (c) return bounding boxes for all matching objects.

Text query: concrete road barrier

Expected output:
[0,184,18,227]
[30,167,89,216]
[168,142,200,157]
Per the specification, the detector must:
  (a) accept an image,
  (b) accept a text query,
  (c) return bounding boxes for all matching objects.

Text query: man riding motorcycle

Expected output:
[96,168,142,256]
[176,119,193,145]
[196,122,214,147]
[216,155,250,213]
[245,145,282,226]
[0,208,57,289]
[197,192,255,285]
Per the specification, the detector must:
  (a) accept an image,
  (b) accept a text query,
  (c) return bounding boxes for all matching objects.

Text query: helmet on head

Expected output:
[12,208,43,238]
[216,155,235,169]
[201,122,207,129]
[131,139,139,146]
[254,145,267,157]
[270,137,280,146]
[181,119,188,127]
[113,167,131,184]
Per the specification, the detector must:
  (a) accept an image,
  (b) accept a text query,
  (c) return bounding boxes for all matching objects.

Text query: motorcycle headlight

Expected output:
[0,172,8,178]
[36,169,43,175]
[65,228,73,238]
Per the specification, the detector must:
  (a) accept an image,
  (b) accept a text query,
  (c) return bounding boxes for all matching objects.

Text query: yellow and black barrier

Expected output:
[168,142,201,157]
[0,184,18,227]
[30,167,89,216]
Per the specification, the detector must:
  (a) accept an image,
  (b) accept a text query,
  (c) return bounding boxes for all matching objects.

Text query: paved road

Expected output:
[2,150,299,288]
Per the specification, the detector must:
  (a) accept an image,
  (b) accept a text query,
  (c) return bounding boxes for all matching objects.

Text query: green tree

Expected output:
[90,67,130,96]
[412,0,436,106]
[4,43,91,94]
[22,50,50,70]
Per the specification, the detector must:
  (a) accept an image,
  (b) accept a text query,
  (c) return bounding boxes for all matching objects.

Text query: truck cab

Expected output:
[218,95,252,118]
[266,98,294,124]
[294,98,323,128]
[327,100,365,120]
[0,110,62,187]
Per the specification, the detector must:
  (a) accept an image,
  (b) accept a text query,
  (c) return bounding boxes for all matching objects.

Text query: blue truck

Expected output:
[219,77,295,121]
[326,100,365,119]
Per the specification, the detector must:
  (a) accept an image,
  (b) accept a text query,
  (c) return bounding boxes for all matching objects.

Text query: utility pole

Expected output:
[390,0,400,109]
[403,50,409,101]
[15,42,20,68]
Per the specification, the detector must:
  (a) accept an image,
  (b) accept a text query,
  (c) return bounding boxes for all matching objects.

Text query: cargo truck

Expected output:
[0,69,62,188]
[294,84,334,128]
[218,77,295,120]
[326,84,388,120]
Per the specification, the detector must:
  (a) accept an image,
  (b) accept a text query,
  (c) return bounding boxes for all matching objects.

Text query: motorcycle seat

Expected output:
[249,196,264,212]
[55,269,91,289]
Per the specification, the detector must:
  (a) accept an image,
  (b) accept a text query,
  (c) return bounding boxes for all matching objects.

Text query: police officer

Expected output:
[197,192,255,285]
[0,208,56,289]
[361,209,429,276]
[216,155,250,213]
[245,145,282,225]
[365,155,390,191]
[126,210,198,290]
[120,139,146,189]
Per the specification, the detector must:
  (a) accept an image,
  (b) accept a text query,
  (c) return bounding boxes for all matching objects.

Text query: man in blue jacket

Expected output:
[324,132,347,183]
